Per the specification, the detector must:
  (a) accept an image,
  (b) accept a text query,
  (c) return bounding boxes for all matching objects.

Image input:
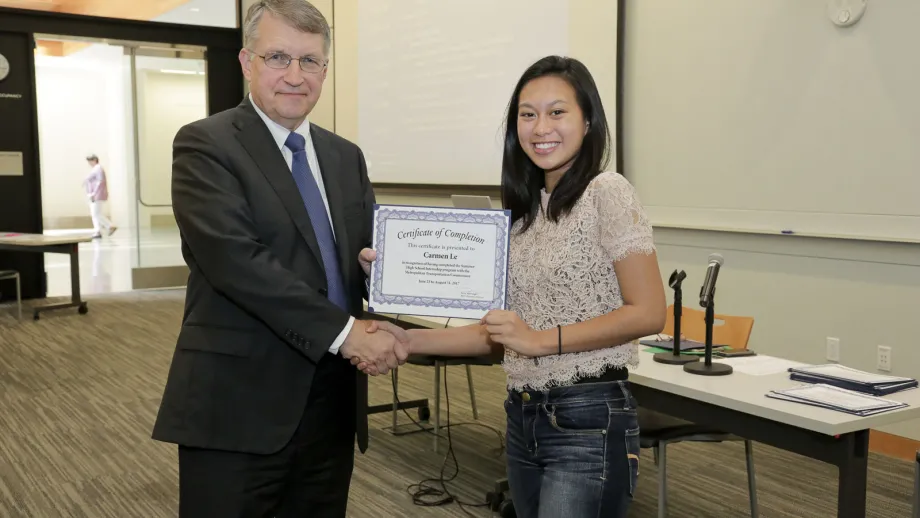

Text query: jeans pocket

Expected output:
[625,426,640,496]
[545,400,609,435]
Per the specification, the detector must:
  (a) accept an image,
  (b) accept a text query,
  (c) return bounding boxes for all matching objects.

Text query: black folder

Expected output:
[787,365,918,396]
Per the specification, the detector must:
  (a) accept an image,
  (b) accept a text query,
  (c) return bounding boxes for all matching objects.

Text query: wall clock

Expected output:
[0,53,10,82]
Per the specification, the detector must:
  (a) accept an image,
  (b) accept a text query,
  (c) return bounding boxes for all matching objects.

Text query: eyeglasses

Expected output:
[251,51,327,74]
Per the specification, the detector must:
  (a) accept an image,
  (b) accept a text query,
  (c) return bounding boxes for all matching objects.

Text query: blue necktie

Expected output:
[284,132,348,311]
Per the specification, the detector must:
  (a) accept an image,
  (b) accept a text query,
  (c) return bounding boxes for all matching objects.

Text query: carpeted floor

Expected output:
[0,290,915,517]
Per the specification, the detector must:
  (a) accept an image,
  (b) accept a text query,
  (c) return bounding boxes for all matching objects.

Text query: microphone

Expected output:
[653,269,700,366]
[699,253,723,308]
[669,269,686,290]
[685,252,732,376]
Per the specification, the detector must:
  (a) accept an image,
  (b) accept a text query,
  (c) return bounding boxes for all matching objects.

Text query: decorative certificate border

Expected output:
[369,204,510,314]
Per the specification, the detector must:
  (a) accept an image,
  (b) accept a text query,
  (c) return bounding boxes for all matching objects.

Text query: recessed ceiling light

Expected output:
[190,8,200,12]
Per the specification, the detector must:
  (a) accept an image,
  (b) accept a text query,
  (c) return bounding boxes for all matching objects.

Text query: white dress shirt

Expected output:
[250,94,354,355]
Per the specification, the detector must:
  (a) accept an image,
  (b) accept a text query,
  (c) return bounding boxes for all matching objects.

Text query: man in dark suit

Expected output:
[151,1,406,516]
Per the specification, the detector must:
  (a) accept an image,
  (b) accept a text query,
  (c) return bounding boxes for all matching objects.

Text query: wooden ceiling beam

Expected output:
[55,0,193,20]
[0,0,60,10]
[34,38,91,57]
[0,0,192,21]
[34,39,64,57]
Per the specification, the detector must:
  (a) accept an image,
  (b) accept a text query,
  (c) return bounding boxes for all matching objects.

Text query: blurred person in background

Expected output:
[83,153,117,238]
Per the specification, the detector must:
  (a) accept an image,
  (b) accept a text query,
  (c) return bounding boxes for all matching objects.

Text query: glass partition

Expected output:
[35,35,207,293]
[130,47,207,285]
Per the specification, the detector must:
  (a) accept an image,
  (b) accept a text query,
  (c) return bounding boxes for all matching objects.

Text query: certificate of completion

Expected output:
[367,204,511,319]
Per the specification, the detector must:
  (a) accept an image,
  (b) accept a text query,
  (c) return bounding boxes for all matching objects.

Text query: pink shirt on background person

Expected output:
[83,164,109,202]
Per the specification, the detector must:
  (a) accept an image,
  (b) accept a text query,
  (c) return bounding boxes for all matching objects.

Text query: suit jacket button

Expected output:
[319,288,328,296]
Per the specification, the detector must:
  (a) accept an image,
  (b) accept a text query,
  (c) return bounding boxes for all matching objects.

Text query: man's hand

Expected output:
[351,320,411,376]
[358,248,376,276]
[339,319,407,375]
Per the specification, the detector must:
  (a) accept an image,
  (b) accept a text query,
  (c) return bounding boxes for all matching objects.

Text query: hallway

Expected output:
[43,227,183,298]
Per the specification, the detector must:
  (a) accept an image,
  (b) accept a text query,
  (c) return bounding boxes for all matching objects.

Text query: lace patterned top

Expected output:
[502,172,656,391]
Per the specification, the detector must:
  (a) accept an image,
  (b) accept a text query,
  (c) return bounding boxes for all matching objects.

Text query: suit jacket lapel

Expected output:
[311,125,353,292]
[233,101,324,268]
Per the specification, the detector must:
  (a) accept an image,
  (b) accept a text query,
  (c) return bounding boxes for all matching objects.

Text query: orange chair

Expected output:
[640,305,758,518]
[662,305,753,351]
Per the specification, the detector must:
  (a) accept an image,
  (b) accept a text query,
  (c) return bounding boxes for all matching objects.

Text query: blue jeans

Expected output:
[504,380,640,518]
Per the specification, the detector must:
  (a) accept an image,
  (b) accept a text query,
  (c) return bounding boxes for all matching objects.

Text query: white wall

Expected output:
[35,44,132,230]
[354,0,572,185]
[332,0,620,185]
[135,68,207,226]
[625,0,920,243]
[624,1,920,440]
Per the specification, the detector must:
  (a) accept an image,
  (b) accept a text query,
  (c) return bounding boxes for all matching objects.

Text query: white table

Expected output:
[366,306,920,518]
[632,349,920,436]
[631,348,920,518]
[0,232,93,319]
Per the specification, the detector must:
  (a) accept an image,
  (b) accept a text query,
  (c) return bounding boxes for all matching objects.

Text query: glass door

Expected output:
[34,35,207,294]
[128,44,207,289]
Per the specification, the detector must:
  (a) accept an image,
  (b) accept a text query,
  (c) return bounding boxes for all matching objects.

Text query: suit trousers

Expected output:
[177,353,357,518]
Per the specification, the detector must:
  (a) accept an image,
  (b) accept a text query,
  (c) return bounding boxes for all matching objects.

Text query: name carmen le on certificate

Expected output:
[366,204,511,320]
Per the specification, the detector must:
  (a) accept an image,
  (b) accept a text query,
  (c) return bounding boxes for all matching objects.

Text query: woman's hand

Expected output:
[481,310,546,357]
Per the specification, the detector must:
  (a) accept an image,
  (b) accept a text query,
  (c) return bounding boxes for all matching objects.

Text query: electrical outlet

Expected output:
[877,345,892,372]
[826,337,840,362]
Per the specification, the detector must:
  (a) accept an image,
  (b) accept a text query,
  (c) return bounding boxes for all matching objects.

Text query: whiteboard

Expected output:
[624,0,920,243]
[357,0,570,186]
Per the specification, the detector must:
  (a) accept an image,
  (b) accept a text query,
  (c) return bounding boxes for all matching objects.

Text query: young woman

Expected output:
[358,56,665,517]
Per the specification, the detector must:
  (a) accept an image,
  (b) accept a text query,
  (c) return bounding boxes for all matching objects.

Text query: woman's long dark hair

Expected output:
[501,56,611,233]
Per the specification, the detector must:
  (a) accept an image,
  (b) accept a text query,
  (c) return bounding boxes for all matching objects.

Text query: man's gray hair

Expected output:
[243,0,331,57]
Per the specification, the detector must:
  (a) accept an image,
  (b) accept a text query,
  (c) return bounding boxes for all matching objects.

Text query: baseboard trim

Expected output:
[150,214,177,228]
[870,430,919,461]
[131,265,189,290]
[43,216,94,230]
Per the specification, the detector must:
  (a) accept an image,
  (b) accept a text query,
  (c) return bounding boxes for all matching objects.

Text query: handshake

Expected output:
[339,319,411,376]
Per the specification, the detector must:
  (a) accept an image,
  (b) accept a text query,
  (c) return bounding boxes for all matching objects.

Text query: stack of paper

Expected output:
[767,384,908,416]
[788,364,918,396]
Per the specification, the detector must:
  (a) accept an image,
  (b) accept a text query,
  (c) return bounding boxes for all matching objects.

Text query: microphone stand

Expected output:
[684,295,733,376]
[654,270,698,365]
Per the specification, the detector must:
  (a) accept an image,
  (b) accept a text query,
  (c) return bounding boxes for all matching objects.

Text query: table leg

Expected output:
[69,244,83,308]
[32,243,87,319]
[836,429,869,518]
[434,361,441,452]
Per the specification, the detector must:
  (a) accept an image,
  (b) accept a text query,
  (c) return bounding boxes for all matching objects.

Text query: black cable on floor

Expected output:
[400,365,488,515]
[386,347,505,515]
